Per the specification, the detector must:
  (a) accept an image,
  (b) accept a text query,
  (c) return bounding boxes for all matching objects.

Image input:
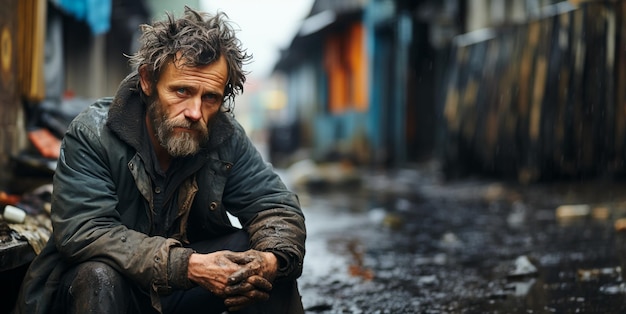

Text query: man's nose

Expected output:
[185,97,202,121]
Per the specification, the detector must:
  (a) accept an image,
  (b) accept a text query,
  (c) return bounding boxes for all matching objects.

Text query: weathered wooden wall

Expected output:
[0,0,46,189]
[441,1,623,182]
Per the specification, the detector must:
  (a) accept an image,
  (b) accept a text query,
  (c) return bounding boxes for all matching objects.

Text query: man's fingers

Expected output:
[228,264,257,284]
[224,251,257,265]
[245,288,270,302]
[224,281,254,295]
[247,275,273,292]
[223,276,272,311]
[225,275,273,297]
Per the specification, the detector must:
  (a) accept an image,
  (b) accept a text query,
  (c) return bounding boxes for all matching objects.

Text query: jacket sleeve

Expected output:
[221,122,306,281]
[246,208,306,281]
[51,116,193,311]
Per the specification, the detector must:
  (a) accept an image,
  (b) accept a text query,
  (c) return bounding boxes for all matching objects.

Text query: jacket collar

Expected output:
[106,73,236,154]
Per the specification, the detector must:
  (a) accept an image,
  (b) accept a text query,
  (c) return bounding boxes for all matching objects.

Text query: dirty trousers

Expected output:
[52,230,305,314]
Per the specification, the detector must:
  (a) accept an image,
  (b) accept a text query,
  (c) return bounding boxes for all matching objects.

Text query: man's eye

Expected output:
[176,88,187,95]
[203,94,219,103]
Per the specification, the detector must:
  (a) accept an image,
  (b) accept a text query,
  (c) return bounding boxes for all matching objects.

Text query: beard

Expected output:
[147,98,210,157]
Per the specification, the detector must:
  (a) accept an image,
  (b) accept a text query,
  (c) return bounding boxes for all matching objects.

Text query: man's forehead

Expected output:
[171,51,225,67]
[158,54,229,90]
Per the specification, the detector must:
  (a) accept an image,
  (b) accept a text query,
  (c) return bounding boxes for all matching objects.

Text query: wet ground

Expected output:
[290,162,626,313]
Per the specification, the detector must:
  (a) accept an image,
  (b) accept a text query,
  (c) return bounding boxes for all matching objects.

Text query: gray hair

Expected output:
[128,6,251,111]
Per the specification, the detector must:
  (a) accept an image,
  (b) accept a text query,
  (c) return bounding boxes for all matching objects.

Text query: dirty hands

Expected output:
[187,250,278,311]
[223,250,278,311]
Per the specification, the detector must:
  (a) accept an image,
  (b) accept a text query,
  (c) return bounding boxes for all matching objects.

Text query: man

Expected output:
[15,7,306,314]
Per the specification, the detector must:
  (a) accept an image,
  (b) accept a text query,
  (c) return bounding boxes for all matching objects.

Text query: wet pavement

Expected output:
[287,162,626,313]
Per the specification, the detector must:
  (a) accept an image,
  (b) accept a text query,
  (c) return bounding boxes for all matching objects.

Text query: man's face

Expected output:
[142,56,228,157]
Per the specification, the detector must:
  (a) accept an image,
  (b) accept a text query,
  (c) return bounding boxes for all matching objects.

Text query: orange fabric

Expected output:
[347,23,368,111]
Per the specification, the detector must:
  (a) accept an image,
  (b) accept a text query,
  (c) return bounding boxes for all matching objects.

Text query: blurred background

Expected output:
[2,0,626,189]
[4,1,626,313]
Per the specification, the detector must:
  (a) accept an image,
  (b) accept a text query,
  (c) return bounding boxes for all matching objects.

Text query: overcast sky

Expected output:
[201,0,314,80]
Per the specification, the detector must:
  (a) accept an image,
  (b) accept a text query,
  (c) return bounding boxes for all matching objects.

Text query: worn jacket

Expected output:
[15,74,306,313]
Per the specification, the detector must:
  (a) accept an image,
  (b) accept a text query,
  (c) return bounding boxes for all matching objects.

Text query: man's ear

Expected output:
[138,65,152,96]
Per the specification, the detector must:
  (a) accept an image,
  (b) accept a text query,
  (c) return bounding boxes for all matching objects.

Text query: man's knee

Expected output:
[70,261,124,294]
[54,261,133,314]
[65,261,130,308]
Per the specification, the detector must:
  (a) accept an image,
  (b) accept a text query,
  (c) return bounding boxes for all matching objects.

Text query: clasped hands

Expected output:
[187,249,278,311]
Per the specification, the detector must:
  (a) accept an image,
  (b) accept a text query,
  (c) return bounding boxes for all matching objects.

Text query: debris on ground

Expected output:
[556,204,591,220]
[507,255,539,279]
[577,267,621,282]
[347,239,374,281]
[614,218,626,232]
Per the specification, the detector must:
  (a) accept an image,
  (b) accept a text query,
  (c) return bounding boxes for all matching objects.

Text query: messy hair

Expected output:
[128,6,251,112]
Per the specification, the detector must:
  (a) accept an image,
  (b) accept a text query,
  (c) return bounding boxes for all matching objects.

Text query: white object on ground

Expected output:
[3,205,26,224]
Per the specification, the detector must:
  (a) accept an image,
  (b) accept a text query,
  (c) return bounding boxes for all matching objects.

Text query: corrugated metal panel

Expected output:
[440,2,620,181]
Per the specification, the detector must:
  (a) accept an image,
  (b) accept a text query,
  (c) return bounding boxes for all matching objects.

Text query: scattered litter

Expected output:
[577,267,621,282]
[508,255,538,278]
[556,204,590,219]
[615,218,626,232]
[2,205,26,224]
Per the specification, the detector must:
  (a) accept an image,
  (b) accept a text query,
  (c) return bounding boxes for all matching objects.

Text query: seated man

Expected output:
[15,6,306,314]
